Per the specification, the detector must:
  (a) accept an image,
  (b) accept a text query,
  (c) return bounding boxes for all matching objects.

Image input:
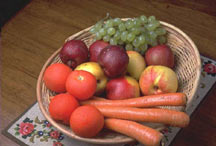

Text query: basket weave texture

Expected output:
[37,20,201,144]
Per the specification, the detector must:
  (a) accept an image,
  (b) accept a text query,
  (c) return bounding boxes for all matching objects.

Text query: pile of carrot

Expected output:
[81,93,190,146]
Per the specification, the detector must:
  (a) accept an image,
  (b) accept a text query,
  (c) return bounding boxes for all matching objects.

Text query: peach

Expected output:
[139,66,178,95]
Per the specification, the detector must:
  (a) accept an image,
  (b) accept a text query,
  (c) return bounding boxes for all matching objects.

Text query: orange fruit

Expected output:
[70,105,104,138]
[49,93,79,125]
[43,63,72,93]
[66,70,97,100]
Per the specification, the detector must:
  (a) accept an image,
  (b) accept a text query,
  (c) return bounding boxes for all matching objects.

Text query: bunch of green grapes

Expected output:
[90,15,167,54]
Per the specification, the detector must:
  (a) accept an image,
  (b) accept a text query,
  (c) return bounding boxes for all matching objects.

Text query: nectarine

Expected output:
[70,105,104,138]
[139,66,178,95]
[43,63,72,93]
[49,93,79,125]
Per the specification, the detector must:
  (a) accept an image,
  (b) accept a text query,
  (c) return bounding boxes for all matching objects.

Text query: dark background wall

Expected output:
[0,0,31,28]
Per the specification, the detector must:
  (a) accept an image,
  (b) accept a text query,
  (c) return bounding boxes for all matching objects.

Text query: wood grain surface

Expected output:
[1,0,216,146]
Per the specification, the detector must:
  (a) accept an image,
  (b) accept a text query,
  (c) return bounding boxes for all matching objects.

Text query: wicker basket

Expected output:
[37,20,201,144]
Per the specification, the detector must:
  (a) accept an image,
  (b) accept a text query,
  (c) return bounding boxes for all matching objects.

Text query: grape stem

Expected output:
[97,13,111,24]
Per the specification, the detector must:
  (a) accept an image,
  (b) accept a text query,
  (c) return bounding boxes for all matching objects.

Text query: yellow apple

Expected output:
[139,65,178,95]
[75,62,108,95]
[127,51,146,80]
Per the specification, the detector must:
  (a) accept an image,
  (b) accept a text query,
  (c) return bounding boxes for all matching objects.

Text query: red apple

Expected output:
[89,40,109,62]
[139,65,178,95]
[106,76,140,100]
[145,45,174,68]
[98,45,129,78]
[60,40,89,69]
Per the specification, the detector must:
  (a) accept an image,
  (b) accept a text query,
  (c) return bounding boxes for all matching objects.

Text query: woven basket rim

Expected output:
[36,20,201,144]
[160,21,201,109]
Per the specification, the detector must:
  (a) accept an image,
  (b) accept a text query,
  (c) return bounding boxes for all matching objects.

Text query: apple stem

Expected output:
[153,86,159,90]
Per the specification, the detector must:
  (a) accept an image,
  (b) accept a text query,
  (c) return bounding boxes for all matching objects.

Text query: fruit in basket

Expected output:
[89,40,109,62]
[106,76,140,100]
[139,65,178,95]
[66,70,97,100]
[60,40,89,69]
[98,45,129,78]
[126,51,146,80]
[75,62,108,95]
[89,15,167,54]
[38,14,199,145]
[43,63,72,93]
[70,105,104,138]
[49,93,79,125]
[145,45,174,68]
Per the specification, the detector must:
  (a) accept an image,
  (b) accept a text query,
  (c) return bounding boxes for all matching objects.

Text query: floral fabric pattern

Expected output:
[14,117,64,146]
[203,60,216,77]
[19,122,35,136]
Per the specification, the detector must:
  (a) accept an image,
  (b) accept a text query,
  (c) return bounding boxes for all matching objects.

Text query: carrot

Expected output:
[105,118,163,146]
[81,93,187,108]
[97,106,190,127]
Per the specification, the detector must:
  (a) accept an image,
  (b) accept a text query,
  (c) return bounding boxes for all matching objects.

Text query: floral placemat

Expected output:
[2,56,216,146]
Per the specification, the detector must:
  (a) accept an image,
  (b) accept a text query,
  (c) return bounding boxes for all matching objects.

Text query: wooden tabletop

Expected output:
[1,0,216,146]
